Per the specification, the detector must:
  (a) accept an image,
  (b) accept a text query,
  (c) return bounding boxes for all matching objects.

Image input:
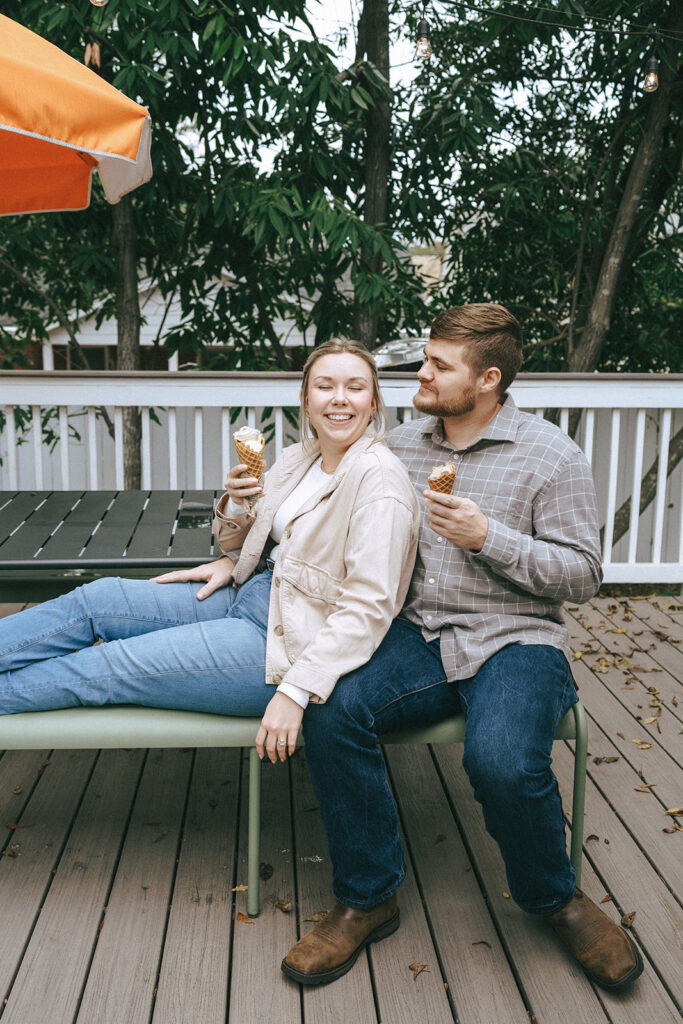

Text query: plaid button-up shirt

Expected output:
[387,394,602,681]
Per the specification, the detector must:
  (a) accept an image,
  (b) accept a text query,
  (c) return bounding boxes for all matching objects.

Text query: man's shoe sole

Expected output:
[280,909,400,986]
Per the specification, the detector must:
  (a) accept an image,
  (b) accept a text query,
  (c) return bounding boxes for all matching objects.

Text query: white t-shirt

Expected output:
[227,458,330,710]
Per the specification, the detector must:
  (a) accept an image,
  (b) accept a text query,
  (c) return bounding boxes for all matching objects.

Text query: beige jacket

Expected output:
[213,432,420,703]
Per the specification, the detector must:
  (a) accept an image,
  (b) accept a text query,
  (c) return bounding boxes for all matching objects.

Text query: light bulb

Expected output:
[416,19,432,61]
[643,57,659,92]
[89,0,109,7]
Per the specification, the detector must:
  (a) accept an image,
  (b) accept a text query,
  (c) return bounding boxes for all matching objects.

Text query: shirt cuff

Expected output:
[276,681,311,710]
[474,516,520,568]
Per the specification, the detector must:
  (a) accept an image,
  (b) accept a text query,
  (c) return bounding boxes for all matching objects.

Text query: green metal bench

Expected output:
[0,700,587,917]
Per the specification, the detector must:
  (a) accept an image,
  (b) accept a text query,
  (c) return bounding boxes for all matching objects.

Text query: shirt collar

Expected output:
[421,393,521,449]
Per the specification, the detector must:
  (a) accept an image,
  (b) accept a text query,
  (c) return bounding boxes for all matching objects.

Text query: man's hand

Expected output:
[423,490,489,552]
[151,556,235,600]
[225,463,263,504]
[256,692,304,763]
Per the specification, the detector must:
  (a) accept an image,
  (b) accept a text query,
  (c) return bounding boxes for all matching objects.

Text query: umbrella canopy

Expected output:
[0,14,152,216]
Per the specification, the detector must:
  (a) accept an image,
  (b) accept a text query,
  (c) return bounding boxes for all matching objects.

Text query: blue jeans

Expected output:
[303,618,577,915]
[0,572,274,715]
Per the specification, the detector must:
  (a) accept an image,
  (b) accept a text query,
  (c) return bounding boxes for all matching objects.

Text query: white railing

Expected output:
[1,370,682,584]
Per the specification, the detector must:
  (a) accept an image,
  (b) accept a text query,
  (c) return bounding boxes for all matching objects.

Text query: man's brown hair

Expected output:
[429,303,523,394]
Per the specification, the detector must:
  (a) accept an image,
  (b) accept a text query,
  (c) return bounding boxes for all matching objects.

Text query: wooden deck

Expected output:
[0,595,680,1023]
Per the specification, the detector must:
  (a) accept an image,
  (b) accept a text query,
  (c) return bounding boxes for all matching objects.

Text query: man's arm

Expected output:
[425,451,603,603]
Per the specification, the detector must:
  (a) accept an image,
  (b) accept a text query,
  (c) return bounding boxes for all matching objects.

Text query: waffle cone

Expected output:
[428,471,456,494]
[428,461,456,494]
[234,438,266,480]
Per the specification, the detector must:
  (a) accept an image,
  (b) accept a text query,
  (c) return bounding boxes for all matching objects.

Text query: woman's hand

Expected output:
[256,692,304,763]
[225,463,263,505]
[151,556,235,600]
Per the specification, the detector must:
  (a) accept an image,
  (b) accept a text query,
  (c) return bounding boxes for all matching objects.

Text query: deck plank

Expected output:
[0,750,97,1002]
[228,754,300,1024]
[76,749,193,1024]
[290,751,379,1024]
[385,743,527,1023]
[434,743,617,1024]
[553,741,683,1009]
[153,749,241,1024]
[2,749,144,1024]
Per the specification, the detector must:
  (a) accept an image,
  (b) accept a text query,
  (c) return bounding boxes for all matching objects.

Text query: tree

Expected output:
[399,0,682,374]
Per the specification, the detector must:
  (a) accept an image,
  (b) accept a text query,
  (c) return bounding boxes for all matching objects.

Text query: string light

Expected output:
[416,7,433,61]
[643,32,662,93]
[643,56,659,93]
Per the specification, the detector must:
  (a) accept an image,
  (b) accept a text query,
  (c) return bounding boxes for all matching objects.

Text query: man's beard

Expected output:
[413,384,477,418]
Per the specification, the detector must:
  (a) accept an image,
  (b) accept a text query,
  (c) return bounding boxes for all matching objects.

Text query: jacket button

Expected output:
[274,625,284,636]
[274,577,281,587]
[272,673,282,684]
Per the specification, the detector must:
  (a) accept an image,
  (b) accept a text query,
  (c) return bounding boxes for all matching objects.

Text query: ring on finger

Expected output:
[277,738,286,747]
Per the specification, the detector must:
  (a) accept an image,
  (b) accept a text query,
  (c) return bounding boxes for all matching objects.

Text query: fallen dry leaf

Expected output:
[631,739,652,750]
[600,895,613,903]
[472,940,492,948]
[236,912,253,924]
[663,828,676,834]
[502,891,511,899]
[609,628,627,634]
[620,912,636,928]
[642,715,659,725]
[232,884,248,892]
[665,807,683,816]
[1,849,17,857]
[408,962,430,980]
[586,834,599,842]
[593,756,619,765]
[275,897,292,913]
[5,823,30,830]
[617,731,625,739]
[634,785,656,793]
[11,788,22,796]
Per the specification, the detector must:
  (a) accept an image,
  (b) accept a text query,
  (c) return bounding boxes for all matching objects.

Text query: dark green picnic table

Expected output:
[0,490,218,601]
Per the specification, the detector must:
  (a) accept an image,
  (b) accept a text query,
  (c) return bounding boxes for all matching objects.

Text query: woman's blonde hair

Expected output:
[299,338,387,443]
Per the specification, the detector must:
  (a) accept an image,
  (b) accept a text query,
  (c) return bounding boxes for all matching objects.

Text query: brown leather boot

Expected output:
[281,895,399,986]
[547,889,643,989]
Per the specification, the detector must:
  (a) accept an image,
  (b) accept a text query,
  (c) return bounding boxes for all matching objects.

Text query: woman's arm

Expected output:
[213,463,268,553]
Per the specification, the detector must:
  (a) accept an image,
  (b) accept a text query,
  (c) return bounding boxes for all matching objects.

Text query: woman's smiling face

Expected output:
[304,352,377,463]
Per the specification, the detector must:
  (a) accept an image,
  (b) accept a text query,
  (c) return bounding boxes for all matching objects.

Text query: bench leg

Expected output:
[247,746,261,917]
[569,700,588,886]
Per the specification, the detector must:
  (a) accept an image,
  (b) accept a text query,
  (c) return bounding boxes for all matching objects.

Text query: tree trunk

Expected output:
[568,5,683,373]
[111,194,142,488]
[354,0,390,348]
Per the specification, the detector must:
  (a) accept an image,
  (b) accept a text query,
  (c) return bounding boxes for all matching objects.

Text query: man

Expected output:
[281,303,643,991]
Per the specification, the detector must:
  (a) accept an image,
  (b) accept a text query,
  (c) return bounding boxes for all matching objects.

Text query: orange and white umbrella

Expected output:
[0,14,152,216]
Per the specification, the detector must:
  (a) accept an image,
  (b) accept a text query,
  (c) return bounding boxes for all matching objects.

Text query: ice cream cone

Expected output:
[234,438,266,480]
[233,427,266,518]
[428,461,456,494]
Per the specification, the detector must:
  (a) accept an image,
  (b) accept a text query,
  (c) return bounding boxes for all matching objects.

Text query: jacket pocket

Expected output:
[277,557,343,662]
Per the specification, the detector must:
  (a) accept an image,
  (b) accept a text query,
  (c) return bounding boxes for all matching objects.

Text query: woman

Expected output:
[0,340,419,761]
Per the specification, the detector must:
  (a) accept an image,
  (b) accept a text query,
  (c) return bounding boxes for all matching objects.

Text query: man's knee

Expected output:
[462,735,550,802]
